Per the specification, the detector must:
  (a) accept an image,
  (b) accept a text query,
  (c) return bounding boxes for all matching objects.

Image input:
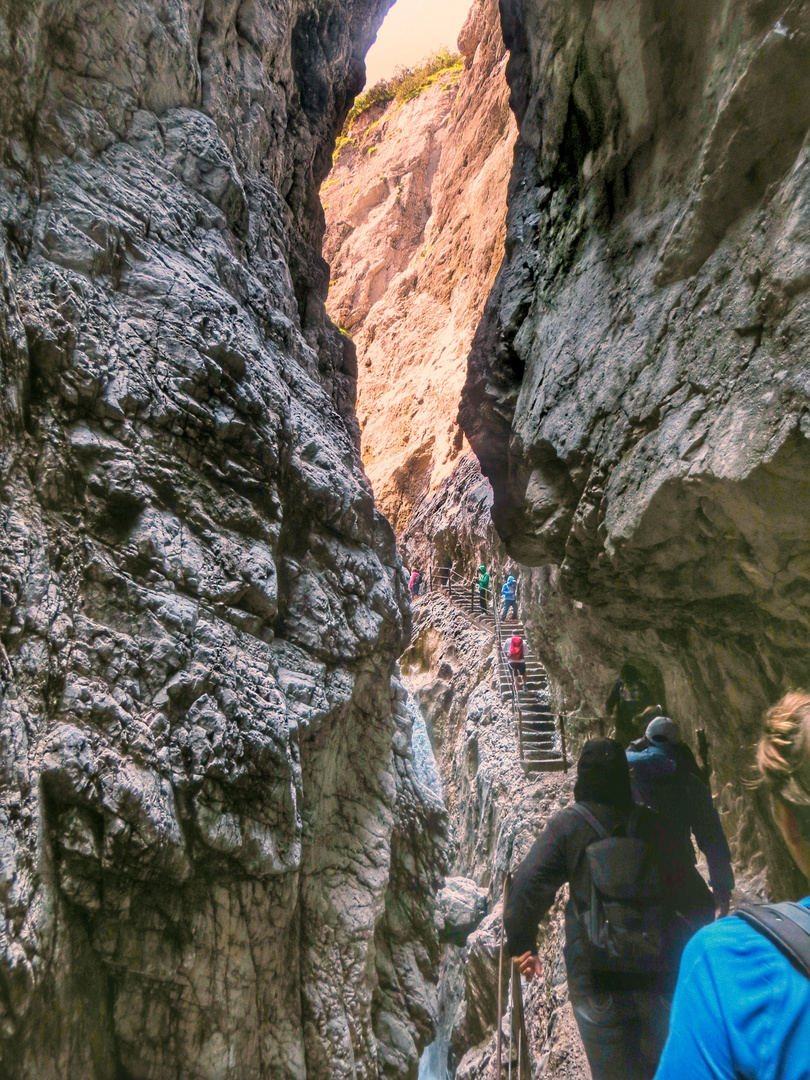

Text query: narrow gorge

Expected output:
[0,0,808,1078]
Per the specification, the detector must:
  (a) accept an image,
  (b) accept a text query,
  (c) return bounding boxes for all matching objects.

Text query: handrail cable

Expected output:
[495,874,532,1079]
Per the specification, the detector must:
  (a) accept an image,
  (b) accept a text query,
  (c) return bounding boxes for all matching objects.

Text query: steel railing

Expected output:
[495,874,532,1080]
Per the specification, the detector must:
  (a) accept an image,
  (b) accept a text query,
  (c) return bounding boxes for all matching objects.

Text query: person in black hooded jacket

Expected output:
[504,739,709,1080]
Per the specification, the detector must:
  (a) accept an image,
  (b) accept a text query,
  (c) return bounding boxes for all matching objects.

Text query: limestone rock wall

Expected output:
[0,1,448,1077]
[461,0,810,898]
[323,0,516,533]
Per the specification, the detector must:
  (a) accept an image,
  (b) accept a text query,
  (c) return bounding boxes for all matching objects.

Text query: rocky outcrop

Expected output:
[0,1,450,1077]
[399,451,504,586]
[461,0,810,898]
[438,876,487,946]
[324,0,516,533]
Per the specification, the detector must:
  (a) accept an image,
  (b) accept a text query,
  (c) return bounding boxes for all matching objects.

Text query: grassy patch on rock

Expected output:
[340,47,463,139]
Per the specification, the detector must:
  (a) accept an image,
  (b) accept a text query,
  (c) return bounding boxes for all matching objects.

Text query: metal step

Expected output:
[523,759,568,774]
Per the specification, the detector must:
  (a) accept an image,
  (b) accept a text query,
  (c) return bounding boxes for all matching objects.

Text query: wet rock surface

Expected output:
[461,0,810,898]
[324,0,516,533]
[0,0,451,1077]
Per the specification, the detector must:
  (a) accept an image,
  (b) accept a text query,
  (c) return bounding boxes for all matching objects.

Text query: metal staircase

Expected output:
[497,618,567,773]
[417,568,568,774]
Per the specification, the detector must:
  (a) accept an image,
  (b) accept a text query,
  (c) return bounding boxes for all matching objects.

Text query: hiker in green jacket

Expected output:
[478,565,490,613]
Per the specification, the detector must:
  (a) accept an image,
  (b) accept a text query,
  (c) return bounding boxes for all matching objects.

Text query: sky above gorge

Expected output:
[364,0,473,86]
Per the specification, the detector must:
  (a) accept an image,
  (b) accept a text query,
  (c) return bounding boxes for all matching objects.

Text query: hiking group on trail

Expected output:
[505,693,810,1080]
[401,561,809,1077]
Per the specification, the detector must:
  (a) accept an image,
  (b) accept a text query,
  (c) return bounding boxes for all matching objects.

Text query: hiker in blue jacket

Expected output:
[501,575,518,620]
[627,716,734,918]
[655,691,810,1080]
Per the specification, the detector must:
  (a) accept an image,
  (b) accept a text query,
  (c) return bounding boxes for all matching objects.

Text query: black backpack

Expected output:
[735,902,810,979]
[572,803,672,975]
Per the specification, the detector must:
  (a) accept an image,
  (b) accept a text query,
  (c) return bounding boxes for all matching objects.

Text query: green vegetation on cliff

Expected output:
[338,47,463,148]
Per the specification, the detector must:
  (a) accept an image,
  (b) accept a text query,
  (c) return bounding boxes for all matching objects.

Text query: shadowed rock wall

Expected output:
[461,0,810,897]
[0,1,448,1077]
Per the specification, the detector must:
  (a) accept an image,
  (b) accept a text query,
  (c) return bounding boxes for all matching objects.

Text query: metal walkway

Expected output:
[421,571,568,774]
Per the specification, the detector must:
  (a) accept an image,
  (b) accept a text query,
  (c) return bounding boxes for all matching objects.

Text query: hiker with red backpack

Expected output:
[505,739,709,1080]
[654,692,810,1080]
[504,632,527,690]
[408,569,422,597]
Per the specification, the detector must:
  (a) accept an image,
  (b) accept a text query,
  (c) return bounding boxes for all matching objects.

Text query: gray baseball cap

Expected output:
[646,715,681,744]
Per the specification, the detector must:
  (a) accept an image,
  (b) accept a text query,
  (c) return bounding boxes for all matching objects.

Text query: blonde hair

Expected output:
[757,692,810,835]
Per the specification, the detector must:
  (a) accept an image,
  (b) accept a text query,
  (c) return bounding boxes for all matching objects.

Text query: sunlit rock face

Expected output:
[0,1,448,1077]
[323,0,516,533]
[461,0,810,897]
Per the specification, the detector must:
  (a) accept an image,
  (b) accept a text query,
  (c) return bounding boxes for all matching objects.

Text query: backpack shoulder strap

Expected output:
[571,802,610,840]
[735,902,810,980]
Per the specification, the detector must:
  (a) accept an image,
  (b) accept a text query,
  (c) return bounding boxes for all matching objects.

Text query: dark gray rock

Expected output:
[461,0,810,899]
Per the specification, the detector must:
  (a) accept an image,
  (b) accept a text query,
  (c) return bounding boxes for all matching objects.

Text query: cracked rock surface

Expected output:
[461,0,810,898]
[0,1,448,1077]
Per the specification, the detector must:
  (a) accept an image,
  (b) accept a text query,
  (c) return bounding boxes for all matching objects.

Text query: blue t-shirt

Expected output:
[655,897,810,1080]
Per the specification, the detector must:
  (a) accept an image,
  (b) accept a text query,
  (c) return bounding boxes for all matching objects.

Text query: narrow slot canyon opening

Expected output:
[322,0,516,538]
[320,7,533,1071]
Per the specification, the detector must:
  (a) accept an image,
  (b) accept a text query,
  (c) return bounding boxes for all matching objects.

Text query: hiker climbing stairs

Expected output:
[418,569,567,773]
[445,576,496,633]
[497,619,567,774]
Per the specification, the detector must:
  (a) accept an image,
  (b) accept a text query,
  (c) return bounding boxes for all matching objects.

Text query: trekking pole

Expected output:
[507,974,513,1080]
[495,874,510,1079]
